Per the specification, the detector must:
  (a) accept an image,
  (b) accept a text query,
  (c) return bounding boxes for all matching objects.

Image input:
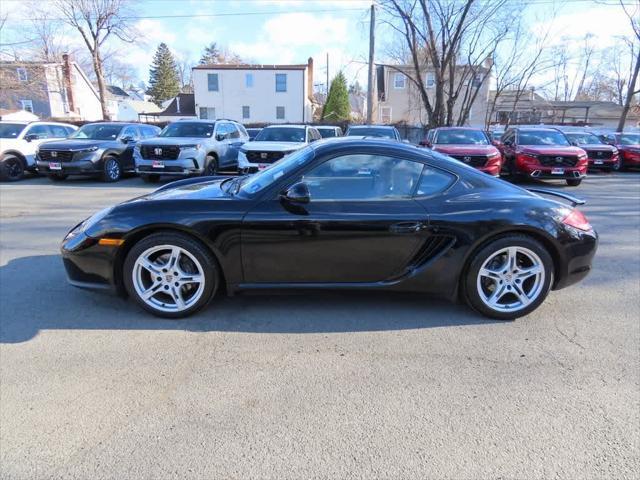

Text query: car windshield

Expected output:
[0,123,27,138]
[434,129,489,145]
[255,127,306,143]
[70,124,123,140]
[347,127,395,139]
[159,122,215,138]
[518,130,570,146]
[565,132,603,145]
[619,133,640,145]
[317,128,337,138]
[239,146,313,195]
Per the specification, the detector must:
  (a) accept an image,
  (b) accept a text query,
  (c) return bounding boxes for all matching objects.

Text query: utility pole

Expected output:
[366,3,375,124]
[326,52,330,95]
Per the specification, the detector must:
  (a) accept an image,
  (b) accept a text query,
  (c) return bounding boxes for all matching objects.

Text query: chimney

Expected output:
[176,95,181,113]
[62,53,75,113]
[307,57,314,100]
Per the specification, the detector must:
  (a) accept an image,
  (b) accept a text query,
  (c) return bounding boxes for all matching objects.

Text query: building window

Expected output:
[16,68,28,82]
[426,72,435,88]
[245,73,253,88]
[199,107,216,119]
[471,73,483,88]
[242,105,250,119]
[380,106,392,123]
[276,106,285,120]
[394,72,406,89]
[207,73,219,92]
[275,73,287,92]
[21,99,34,113]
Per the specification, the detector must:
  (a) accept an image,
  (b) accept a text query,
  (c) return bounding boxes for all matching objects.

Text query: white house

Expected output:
[191,58,315,124]
[0,54,103,121]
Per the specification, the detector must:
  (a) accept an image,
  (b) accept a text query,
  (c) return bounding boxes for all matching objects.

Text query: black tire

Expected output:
[141,174,160,183]
[102,156,121,182]
[566,178,582,187]
[48,173,68,181]
[0,155,25,182]
[203,155,218,176]
[463,234,554,321]
[123,232,219,319]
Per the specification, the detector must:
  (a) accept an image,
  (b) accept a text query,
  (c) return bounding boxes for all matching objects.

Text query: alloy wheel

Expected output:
[106,158,121,181]
[4,157,24,181]
[132,245,206,313]
[476,246,545,313]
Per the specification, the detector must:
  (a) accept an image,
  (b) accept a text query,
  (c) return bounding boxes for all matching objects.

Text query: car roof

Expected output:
[0,120,75,126]
[348,124,395,129]
[264,124,308,129]
[432,126,481,131]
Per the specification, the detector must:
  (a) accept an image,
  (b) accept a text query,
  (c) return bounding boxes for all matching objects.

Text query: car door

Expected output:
[224,123,244,168]
[118,125,140,170]
[500,129,517,173]
[241,152,432,284]
[214,122,231,166]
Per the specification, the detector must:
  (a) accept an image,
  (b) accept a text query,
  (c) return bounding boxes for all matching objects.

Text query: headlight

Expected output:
[82,146,99,153]
[181,144,201,150]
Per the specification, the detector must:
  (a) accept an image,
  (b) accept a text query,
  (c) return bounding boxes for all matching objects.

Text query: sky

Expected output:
[0,0,637,91]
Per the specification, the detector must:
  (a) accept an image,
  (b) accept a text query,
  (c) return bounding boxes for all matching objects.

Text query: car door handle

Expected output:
[389,222,424,234]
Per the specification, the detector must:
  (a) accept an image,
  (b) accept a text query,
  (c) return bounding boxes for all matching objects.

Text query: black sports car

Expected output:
[61,138,597,320]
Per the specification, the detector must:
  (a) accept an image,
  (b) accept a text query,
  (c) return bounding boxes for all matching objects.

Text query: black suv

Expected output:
[36,122,160,182]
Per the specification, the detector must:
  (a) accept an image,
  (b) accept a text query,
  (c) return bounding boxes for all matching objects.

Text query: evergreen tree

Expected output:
[199,42,220,65]
[322,71,351,121]
[147,43,180,106]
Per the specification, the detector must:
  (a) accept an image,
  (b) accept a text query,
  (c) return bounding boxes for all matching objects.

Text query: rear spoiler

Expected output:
[526,187,586,207]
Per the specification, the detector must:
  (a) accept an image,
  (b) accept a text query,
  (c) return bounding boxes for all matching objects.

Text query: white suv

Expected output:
[0,121,77,181]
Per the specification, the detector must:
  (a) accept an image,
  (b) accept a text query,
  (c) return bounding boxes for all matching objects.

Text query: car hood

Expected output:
[132,176,233,202]
[577,144,616,150]
[517,146,585,156]
[433,145,499,155]
[138,137,208,146]
[242,141,305,152]
[617,144,640,152]
[37,139,117,150]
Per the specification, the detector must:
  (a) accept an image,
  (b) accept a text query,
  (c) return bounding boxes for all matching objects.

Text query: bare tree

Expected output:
[380,0,514,128]
[52,0,138,120]
[617,0,640,131]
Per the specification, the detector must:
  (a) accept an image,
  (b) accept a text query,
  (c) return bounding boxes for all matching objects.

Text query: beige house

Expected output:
[372,63,491,127]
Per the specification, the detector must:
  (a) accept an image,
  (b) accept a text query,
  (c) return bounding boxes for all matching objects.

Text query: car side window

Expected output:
[65,126,76,136]
[302,154,423,201]
[216,122,230,139]
[25,124,52,139]
[49,125,69,137]
[415,166,455,197]
[237,123,248,138]
[228,124,240,139]
[120,126,140,140]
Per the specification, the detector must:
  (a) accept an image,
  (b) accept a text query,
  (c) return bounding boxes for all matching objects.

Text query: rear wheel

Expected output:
[141,174,160,183]
[464,235,553,320]
[566,178,582,186]
[0,155,25,181]
[102,156,121,182]
[123,232,219,318]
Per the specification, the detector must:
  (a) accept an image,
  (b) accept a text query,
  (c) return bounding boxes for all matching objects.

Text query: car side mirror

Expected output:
[121,136,134,143]
[502,140,512,147]
[24,133,39,142]
[569,140,578,146]
[281,182,310,204]
[216,133,227,141]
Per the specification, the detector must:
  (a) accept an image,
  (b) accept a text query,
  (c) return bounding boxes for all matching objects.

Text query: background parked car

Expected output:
[0,121,77,181]
[598,131,640,170]
[246,127,262,141]
[498,127,588,186]
[560,129,620,171]
[36,122,159,182]
[238,124,321,173]
[421,127,502,176]
[316,125,343,138]
[345,124,401,141]
[135,119,249,182]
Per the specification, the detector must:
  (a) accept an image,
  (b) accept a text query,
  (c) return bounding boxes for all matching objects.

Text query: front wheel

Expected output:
[123,232,219,318]
[566,178,582,187]
[0,155,25,181]
[102,156,121,182]
[203,156,218,176]
[464,235,553,320]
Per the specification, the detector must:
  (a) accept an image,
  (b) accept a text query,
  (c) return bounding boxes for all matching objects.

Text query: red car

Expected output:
[562,130,620,171]
[600,132,640,169]
[420,127,502,176]
[498,127,588,186]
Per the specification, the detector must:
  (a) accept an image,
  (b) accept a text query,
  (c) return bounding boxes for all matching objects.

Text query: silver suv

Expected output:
[134,119,249,182]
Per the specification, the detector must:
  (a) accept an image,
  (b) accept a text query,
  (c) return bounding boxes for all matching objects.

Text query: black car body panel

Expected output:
[61,139,597,303]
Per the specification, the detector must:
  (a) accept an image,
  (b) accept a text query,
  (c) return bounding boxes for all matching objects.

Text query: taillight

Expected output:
[563,209,592,231]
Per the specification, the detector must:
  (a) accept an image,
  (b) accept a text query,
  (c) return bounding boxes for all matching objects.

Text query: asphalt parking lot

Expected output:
[1,172,639,479]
